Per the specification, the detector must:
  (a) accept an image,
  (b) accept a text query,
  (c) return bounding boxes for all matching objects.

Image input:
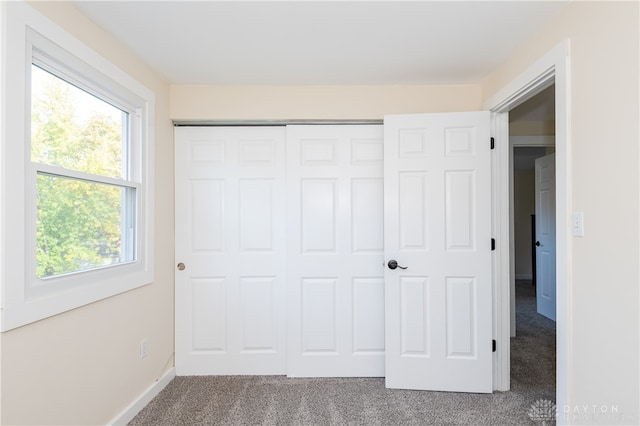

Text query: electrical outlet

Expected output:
[140,338,148,359]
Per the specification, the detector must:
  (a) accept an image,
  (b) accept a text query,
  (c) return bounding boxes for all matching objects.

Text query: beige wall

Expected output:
[510,120,555,136]
[0,0,4,419]
[514,170,535,279]
[1,2,174,425]
[170,85,482,121]
[484,1,639,424]
[3,1,638,425]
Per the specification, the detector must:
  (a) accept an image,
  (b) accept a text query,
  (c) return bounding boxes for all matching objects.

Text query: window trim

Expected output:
[1,2,155,331]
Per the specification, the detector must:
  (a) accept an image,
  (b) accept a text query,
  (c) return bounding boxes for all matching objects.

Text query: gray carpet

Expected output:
[129,280,555,425]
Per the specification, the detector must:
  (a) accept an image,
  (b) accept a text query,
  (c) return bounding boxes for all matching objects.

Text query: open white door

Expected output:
[535,153,556,321]
[174,126,287,375]
[384,112,493,392]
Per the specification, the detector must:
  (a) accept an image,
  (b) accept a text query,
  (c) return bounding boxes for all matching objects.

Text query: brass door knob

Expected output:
[177,262,185,271]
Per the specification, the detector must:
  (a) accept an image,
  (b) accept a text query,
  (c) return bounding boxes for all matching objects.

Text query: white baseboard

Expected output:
[515,274,533,280]
[107,367,176,426]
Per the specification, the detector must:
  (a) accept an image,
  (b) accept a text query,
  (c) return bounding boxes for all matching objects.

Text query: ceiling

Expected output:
[72,1,568,86]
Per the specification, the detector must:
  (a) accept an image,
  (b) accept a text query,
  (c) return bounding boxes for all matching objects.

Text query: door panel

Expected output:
[384,112,492,393]
[400,276,430,355]
[286,125,385,377]
[352,277,385,352]
[301,179,337,252]
[192,278,226,351]
[535,153,556,321]
[175,126,287,375]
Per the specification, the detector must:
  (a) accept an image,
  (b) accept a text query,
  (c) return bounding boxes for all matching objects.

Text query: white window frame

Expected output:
[0,1,155,331]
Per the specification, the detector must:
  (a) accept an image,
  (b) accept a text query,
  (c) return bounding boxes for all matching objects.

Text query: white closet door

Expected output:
[175,126,287,375]
[383,112,493,392]
[286,125,385,377]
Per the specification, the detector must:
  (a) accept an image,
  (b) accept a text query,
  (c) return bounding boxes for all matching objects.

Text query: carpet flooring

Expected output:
[129,280,555,425]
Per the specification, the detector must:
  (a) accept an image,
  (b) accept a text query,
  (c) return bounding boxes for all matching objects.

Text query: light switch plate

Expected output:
[572,212,584,237]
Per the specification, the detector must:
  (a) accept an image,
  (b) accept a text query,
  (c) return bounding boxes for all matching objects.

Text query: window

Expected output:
[31,63,137,280]
[1,3,154,330]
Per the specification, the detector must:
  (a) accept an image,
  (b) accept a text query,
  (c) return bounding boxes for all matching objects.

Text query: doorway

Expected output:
[486,39,570,410]
[509,84,557,331]
[508,85,557,403]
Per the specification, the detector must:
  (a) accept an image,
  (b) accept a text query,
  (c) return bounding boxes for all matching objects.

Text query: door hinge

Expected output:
[490,137,495,150]
[492,339,497,352]
[491,238,496,251]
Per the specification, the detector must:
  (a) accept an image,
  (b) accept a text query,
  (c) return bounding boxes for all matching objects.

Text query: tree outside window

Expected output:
[31,65,135,279]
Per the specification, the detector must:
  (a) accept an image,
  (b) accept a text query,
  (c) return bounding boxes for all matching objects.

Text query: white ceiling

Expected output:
[72,1,568,86]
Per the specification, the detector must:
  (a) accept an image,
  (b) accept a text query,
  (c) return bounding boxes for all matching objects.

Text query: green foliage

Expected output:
[32,72,126,278]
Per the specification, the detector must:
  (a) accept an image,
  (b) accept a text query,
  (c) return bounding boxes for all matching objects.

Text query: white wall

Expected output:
[1,2,174,425]
[483,1,639,423]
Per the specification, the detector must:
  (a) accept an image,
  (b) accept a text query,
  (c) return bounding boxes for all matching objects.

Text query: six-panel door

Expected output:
[535,153,556,321]
[286,125,385,377]
[383,112,493,393]
[175,127,287,375]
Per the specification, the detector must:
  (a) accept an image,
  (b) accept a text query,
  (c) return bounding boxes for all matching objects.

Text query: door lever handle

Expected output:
[387,260,407,270]
[535,241,542,247]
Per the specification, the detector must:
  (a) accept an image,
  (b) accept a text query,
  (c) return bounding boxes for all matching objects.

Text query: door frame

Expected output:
[484,39,570,414]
